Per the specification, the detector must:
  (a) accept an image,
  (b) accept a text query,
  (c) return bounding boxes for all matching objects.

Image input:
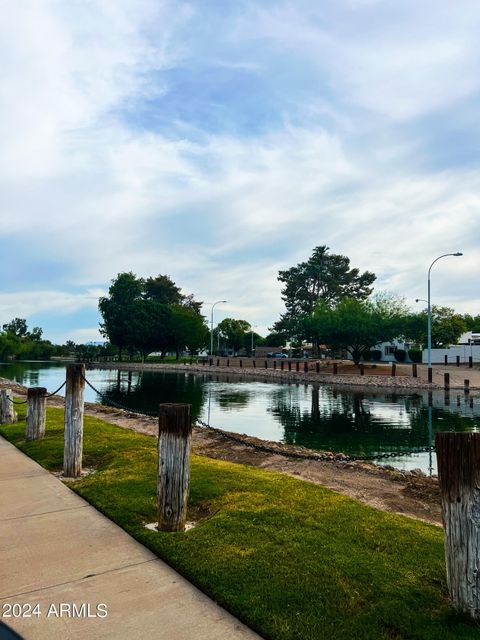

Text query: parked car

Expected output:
[266,352,288,358]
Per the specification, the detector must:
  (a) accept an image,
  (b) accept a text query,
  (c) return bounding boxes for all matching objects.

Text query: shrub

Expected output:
[371,350,382,361]
[408,349,422,363]
[393,349,406,362]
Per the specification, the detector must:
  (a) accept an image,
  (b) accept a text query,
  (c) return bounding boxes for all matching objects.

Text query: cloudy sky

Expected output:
[2,0,479,343]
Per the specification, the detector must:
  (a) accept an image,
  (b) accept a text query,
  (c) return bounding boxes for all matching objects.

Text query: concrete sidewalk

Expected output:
[0,436,262,640]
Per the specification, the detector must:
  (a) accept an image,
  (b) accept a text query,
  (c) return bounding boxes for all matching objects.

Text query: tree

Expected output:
[408,307,468,348]
[3,318,28,337]
[99,272,145,359]
[217,318,251,355]
[273,246,376,343]
[307,296,410,365]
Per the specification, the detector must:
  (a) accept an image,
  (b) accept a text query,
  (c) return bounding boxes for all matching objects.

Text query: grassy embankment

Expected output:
[1,404,478,640]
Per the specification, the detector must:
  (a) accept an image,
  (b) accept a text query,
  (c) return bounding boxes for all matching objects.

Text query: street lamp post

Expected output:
[427,253,463,379]
[250,325,258,356]
[210,300,227,356]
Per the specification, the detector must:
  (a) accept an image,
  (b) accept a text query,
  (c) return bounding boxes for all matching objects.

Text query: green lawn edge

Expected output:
[1,404,478,640]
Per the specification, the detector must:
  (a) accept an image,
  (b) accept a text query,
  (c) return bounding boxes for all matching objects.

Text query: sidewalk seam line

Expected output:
[1,504,90,522]
[0,558,160,601]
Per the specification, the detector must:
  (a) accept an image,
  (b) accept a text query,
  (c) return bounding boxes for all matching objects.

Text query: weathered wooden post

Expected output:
[227,358,229,367]
[456,355,460,367]
[281,361,284,371]
[316,361,320,374]
[469,356,473,368]
[428,367,433,384]
[304,361,308,373]
[239,359,242,368]
[63,364,85,478]
[26,387,47,441]
[435,432,480,621]
[209,358,213,366]
[333,363,338,375]
[444,354,448,366]
[253,359,256,368]
[288,361,292,371]
[216,358,220,367]
[464,379,470,394]
[360,364,365,376]
[202,358,206,366]
[158,404,192,532]
[444,372,450,390]
[295,362,300,372]
[391,363,396,377]
[265,360,268,369]
[0,389,17,424]
[412,363,417,378]
[273,360,277,370]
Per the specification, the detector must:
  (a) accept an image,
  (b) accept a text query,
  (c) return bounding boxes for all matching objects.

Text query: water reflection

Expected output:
[1,362,479,474]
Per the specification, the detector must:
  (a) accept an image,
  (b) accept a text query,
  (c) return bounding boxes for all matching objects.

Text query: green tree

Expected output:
[307,296,409,365]
[99,272,145,359]
[411,307,468,348]
[217,318,251,355]
[273,246,376,344]
[2,318,28,337]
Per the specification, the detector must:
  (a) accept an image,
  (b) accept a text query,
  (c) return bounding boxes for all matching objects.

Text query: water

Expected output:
[2,361,479,475]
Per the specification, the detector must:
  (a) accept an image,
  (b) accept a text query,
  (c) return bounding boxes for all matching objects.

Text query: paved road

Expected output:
[0,436,262,640]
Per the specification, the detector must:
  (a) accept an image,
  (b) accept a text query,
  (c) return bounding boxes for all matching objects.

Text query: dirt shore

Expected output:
[0,377,443,527]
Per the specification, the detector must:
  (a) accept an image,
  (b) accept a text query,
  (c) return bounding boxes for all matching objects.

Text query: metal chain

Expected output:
[5,396,27,405]
[82,375,158,417]
[195,417,435,463]
[42,381,67,398]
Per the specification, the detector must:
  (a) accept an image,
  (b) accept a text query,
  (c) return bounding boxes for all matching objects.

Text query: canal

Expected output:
[1,361,479,475]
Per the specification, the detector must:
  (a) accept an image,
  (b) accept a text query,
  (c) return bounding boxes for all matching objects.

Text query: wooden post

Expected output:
[202,358,206,366]
[158,404,192,532]
[391,363,396,377]
[456,355,460,367]
[227,359,229,367]
[316,362,320,374]
[360,364,365,376]
[216,358,220,367]
[281,361,284,371]
[435,432,480,620]
[295,362,300,372]
[464,379,470,394]
[63,364,85,478]
[239,359,242,368]
[412,363,417,378]
[444,354,448,366]
[0,389,17,424]
[444,372,450,390]
[265,360,268,369]
[253,359,256,368]
[304,361,308,373]
[209,358,213,366]
[469,356,473,368]
[333,363,338,375]
[288,361,291,371]
[428,367,433,384]
[26,387,47,441]
[273,360,277,370]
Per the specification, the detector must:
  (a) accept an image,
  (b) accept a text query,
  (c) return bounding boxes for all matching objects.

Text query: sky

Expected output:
[2,0,479,344]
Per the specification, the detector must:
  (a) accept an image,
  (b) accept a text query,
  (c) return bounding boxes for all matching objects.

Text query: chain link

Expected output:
[195,417,435,463]
[6,396,27,405]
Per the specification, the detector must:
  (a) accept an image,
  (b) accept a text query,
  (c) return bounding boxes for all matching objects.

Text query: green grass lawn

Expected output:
[1,404,478,640]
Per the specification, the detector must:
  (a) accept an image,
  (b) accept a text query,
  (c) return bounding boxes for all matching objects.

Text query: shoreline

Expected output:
[89,361,447,391]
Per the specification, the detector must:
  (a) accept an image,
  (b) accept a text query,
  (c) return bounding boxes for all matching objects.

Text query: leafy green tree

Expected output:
[273,246,376,344]
[409,307,468,348]
[2,318,28,337]
[169,305,209,358]
[307,296,409,365]
[461,314,480,333]
[217,318,251,355]
[99,272,145,359]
